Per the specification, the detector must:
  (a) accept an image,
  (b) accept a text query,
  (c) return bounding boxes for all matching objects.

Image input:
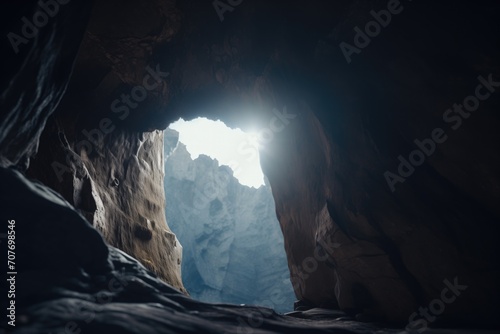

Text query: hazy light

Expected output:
[169,117,264,188]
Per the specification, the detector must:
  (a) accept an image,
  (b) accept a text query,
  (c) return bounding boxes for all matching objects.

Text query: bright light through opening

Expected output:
[169,117,265,188]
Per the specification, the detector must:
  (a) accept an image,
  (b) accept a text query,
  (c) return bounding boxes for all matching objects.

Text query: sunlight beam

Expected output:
[169,117,265,188]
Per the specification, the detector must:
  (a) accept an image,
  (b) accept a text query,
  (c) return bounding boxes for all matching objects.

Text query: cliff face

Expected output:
[164,129,294,312]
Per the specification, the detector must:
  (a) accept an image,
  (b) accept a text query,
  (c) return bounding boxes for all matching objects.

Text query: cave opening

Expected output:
[163,117,295,312]
[168,117,264,188]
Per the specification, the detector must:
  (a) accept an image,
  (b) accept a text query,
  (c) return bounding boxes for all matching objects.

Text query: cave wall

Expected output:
[152,1,499,324]
[0,1,92,169]
[3,0,498,327]
[254,2,500,324]
[26,0,186,292]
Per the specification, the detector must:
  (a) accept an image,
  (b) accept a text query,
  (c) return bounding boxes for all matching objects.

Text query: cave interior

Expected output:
[1,0,499,333]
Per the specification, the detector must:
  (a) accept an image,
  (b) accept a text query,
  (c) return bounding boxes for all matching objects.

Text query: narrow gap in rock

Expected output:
[164,117,295,312]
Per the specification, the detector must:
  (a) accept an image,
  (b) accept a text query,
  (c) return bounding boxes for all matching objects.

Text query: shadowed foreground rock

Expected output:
[3,168,496,334]
[0,168,368,333]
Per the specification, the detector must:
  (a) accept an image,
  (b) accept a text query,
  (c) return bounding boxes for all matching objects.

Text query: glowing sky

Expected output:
[169,117,264,188]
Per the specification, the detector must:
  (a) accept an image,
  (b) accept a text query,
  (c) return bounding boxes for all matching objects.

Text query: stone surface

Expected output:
[24,0,186,292]
[164,129,295,312]
[0,1,92,168]
[28,125,185,292]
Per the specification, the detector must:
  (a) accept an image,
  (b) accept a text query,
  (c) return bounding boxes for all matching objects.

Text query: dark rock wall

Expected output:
[0,1,92,168]
[256,2,500,324]
[25,0,186,292]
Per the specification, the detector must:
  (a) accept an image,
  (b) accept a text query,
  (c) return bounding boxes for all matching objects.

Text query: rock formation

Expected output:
[164,129,295,312]
[1,0,499,332]
[0,166,370,333]
[24,0,186,292]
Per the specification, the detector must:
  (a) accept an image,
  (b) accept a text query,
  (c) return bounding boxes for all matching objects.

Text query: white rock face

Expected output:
[164,129,295,312]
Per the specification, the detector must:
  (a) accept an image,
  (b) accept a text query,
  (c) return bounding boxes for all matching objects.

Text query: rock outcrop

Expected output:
[24,0,186,292]
[0,167,378,333]
[164,129,295,312]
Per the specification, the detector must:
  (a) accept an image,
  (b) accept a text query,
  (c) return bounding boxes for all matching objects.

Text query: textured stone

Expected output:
[0,1,92,168]
[2,168,495,333]
[24,0,186,292]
